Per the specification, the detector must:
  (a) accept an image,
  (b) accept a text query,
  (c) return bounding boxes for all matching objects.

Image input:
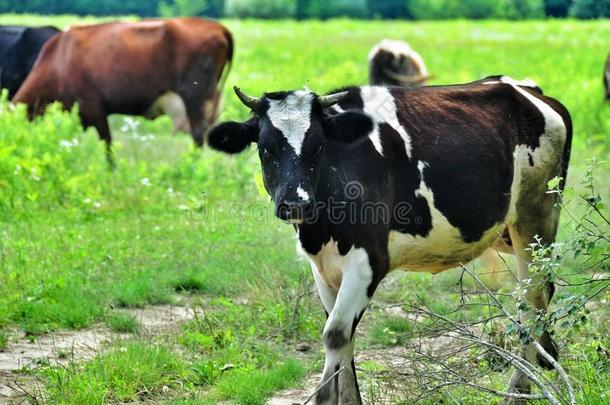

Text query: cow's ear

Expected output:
[208,120,258,154]
[323,111,374,144]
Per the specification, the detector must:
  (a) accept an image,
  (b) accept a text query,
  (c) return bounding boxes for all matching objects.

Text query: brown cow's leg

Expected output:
[91,116,114,168]
[185,98,206,148]
[178,57,217,148]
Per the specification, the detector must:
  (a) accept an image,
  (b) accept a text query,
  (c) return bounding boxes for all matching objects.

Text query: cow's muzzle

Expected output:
[275,198,313,224]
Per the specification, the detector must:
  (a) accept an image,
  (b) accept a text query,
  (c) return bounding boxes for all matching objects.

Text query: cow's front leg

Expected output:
[313,249,379,405]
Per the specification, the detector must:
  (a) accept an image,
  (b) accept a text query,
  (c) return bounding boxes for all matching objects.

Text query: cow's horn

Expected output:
[318,91,349,109]
[383,69,431,85]
[233,86,260,110]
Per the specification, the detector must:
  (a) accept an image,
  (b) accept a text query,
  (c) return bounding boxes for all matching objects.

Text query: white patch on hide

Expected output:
[361,86,412,158]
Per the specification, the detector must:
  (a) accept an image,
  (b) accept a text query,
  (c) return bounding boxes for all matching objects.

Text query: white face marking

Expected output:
[361,86,412,158]
[388,160,504,272]
[296,185,310,202]
[266,91,314,156]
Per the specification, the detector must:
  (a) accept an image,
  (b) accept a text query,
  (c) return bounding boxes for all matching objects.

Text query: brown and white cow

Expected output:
[14,18,233,155]
[368,39,430,87]
[207,76,572,404]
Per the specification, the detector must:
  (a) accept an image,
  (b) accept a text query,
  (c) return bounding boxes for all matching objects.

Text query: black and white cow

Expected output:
[0,25,59,99]
[208,76,572,404]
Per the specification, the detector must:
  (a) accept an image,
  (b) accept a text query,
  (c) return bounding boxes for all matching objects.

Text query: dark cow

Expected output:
[207,76,572,404]
[14,18,233,155]
[604,53,610,100]
[369,39,430,87]
[0,25,59,99]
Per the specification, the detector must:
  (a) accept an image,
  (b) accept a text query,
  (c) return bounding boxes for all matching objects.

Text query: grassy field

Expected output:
[0,15,609,404]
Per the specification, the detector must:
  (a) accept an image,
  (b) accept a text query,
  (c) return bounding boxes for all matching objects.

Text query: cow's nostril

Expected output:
[275,199,309,222]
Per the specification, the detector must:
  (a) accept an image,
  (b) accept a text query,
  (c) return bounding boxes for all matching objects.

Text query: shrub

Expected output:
[224,0,296,19]
[157,0,224,17]
[306,0,369,19]
[408,0,544,19]
[544,0,572,17]
[569,0,610,18]
[105,313,140,333]
[0,94,107,220]
[500,0,546,19]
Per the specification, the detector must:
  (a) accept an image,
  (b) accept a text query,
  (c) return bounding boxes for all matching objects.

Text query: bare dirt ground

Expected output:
[0,303,194,404]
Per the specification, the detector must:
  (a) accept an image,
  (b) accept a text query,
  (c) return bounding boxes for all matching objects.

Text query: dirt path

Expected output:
[0,304,194,404]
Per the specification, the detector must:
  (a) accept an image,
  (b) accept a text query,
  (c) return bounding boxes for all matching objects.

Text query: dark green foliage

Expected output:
[224,0,296,19]
[570,0,610,18]
[158,0,224,18]
[305,0,369,19]
[408,0,545,19]
[545,0,572,16]
[500,0,546,19]
[367,0,412,19]
[0,0,586,18]
[0,0,160,16]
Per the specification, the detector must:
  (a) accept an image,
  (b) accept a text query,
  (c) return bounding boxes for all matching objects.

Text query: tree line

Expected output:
[1,0,609,19]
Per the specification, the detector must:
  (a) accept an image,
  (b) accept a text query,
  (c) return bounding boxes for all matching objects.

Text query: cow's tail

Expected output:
[559,105,573,192]
[547,96,573,192]
[216,27,233,95]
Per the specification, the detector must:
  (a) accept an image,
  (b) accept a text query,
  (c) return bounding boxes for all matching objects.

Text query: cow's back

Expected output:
[0,26,25,64]
[330,82,571,271]
[0,26,58,98]
[15,18,231,116]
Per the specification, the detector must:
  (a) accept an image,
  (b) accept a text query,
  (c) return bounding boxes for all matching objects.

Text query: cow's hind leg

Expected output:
[178,56,217,147]
[313,250,381,405]
[506,221,559,401]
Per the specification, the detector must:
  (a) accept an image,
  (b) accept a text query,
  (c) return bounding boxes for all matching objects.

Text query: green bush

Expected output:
[0,95,107,220]
[569,0,610,18]
[306,0,369,19]
[367,0,412,19]
[408,0,544,19]
[544,0,572,17]
[499,0,546,19]
[0,0,159,16]
[224,0,296,18]
[157,0,224,17]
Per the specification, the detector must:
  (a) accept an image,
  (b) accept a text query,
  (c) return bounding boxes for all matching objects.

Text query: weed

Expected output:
[43,342,189,403]
[105,313,140,334]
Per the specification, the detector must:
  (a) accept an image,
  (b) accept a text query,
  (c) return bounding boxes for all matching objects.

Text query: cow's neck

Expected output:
[296,139,371,256]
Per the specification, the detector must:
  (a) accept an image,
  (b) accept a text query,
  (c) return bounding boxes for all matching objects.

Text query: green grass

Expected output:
[212,359,305,404]
[43,342,189,403]
[105,313,140,334]
[367,315,415,346]
[0,14,608,404]
[0,330,7,350]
